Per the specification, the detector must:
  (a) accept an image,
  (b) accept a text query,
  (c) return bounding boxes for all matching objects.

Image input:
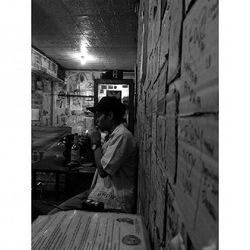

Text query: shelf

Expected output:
[32,69,64,83]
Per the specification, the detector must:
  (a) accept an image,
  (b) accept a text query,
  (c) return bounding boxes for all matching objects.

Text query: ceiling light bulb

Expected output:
[80,41,88,54]
[80,55,87,65]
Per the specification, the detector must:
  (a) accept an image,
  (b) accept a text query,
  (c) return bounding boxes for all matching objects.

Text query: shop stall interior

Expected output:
[31,0,218,249]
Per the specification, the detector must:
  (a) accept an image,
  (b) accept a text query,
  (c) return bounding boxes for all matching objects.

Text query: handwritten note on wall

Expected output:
[160,6,171,68]
[157,63,168,114]
[176,115,218,249]
[156,116,166,165]
[156,161,168,246]
[145,86,152,117]
[153,0,161,48]
[137,168,151,218]
[165,181,188,249]
[145,128,152,178]
[153,37,161,83]
[148,0,156,54]
[150,152,167,248]
[148,152,157,239]
[180,0,218,115]
[147,149,168,249]
[178,115,218,161]
[167,0,183,83]
[165,90,178,183]
[194,154,218,249]
[152,113,157,151]
[175,141,202,234]
[152,81,158,113]
[185,0,193,13]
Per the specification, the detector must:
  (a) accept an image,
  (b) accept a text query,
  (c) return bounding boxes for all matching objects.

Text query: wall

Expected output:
[135,0,218,249]
[54,71,102,133]
[32,71,135,133]
[32,71,102,133]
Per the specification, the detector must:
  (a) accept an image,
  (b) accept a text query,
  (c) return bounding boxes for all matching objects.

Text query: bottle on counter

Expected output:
[70,133,80,165]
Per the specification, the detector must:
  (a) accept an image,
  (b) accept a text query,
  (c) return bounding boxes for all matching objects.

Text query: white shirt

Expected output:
[88,123,138,213]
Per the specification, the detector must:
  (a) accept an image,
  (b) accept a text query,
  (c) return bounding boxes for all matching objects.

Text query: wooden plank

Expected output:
[167,0,183,83]
[180,0,218,114]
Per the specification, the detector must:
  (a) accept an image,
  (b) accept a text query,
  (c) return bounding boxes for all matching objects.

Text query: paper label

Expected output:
[32,211,151,250]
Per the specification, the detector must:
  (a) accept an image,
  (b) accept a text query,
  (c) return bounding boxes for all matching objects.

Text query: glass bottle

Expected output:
[70,133,80,164]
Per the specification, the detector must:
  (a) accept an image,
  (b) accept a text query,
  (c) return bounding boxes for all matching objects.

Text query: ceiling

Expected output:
[32,0,139,71]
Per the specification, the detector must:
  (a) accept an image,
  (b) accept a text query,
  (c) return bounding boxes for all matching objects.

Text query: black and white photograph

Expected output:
[2,0,250,249]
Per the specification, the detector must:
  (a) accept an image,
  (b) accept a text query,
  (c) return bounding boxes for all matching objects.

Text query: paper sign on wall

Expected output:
[180,0,218,115]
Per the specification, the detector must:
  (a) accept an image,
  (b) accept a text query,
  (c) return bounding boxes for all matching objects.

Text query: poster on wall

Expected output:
[70,97,83,111]
[65,71,101,95]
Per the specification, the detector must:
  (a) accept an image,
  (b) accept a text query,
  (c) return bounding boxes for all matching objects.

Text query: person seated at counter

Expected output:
[49,96,138,214]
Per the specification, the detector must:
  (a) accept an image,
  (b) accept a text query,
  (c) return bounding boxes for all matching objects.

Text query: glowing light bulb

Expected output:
[80,55,86,65]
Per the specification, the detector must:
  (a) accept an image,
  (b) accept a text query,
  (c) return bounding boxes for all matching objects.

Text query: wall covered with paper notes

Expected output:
[135,0,218,249]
